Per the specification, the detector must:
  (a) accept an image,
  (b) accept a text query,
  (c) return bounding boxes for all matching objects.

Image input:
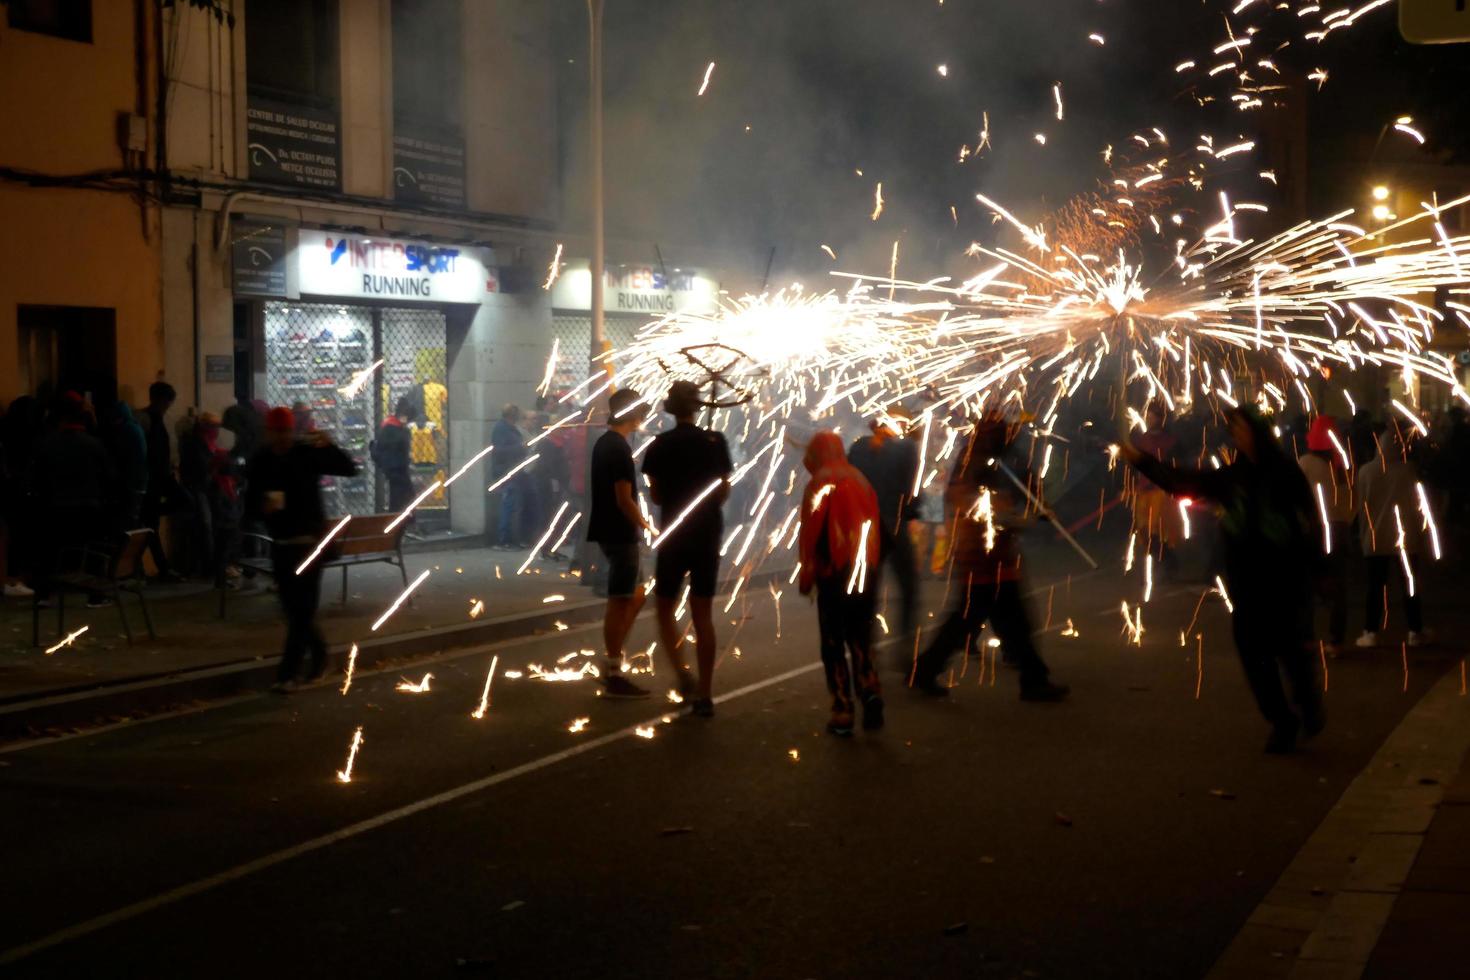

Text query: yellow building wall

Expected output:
[0,4,161,405]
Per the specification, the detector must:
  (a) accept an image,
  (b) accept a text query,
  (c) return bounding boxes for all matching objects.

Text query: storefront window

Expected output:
[262,301,449,525]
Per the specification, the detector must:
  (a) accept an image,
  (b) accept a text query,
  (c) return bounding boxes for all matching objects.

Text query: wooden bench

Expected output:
[219,513,411,617]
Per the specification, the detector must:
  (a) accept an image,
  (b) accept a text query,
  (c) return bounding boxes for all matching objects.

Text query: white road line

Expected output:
[0,661,822,966]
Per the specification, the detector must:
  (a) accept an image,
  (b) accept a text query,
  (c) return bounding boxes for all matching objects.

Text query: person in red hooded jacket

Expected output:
[799,431,885,735]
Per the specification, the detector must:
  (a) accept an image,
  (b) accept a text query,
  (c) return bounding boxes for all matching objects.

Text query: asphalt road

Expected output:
[0,545,1458,979]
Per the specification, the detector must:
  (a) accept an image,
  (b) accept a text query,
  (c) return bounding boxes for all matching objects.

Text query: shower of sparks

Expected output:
[338,359,384,398]
[697,61,716,96]
[471,655,499,719]
[371,569,431,631]
[543,244,564,291]
[650,480,724,549]
[487,454,540,494]
[469,599,485,619]
[1315,484,1333,553]
[1416,483,1441,560]
[519,502,572,574]
[340,644,358,694]
[634,725,656,739]
[446,444,496,486]
[567,717,590,734]
[537,338,561,398]
[296,516,352,575]
[542,594,566,604]
[1088,33,1105,45]
[871,182,884,221]
[395,672,433,693]
[44,625,88,655]
[1213,576,1235,613]
[1060,619,1079,637]
[1052,83,1064,121]
[335,726,364,783]
[385,480,444,533]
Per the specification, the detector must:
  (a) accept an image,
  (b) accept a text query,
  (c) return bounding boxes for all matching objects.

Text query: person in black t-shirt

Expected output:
[246,407,358,692]
[640,380,733,717]
[587,387,655,698]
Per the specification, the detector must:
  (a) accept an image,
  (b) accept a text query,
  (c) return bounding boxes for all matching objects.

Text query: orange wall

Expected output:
[0,3,161,405]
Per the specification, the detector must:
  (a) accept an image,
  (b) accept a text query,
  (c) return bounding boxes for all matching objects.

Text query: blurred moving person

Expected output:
[490,404,529,549]
[912,416,1069,702]
[1122,406,1322,753]
[1355,425,1431,649]
[847,411,921,637]
[246,407,358,692]
[799,432,884,736]
[641,381,733,717]
[1299,416,1353,654]
[587,388,654,698]
[1131,401,1183,579]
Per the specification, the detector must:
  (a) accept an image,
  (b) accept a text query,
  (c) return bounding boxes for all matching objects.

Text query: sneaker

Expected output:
[602,674,651,699]
[1019,680,1070,702]
[690,697,715,718]
[86,596,113,609]
[269,680,299,695]
[3,582,35,598]
[1354,631,1378,648]
[826,710,855,737]
[1265,716,1300,754]
[1406,630,1432,648]
[861,696,885,731]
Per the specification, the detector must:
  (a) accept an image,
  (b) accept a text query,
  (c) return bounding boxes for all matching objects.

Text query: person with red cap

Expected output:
[1299,415,1354,653]
[245,407,357,691]
[799,431,885,735]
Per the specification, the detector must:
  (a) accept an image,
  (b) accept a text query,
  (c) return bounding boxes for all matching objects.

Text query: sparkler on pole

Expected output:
[994,461,1098,568]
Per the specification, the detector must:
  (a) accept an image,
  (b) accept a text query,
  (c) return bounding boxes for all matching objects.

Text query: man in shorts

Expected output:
[586,388,655,698]
[641,380,734,717]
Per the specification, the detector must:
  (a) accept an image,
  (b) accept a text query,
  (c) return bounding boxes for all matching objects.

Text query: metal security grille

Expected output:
[381,307,448,524]
[262,301,447,523]
[549,313,643,396]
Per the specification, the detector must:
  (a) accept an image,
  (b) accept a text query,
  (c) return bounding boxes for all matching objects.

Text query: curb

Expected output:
[0,593,608,740]
[0,566,792,740]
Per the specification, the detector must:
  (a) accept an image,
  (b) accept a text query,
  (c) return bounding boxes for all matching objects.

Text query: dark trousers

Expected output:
[1317,531,1349,645]
[917,577,1050,687]
[817,579,882,712]
[1231,597,1321,728]
[881,522,918,634]
[496,478,526,545]
[272,543,327,682]
[140,495,172,575]
[1365,554,1423,634]
[386,472,414,513]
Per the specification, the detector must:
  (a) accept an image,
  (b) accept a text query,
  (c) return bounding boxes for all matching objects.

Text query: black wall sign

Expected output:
[246,94,342,190]
[231,222,288,297]
[392,122,466,208]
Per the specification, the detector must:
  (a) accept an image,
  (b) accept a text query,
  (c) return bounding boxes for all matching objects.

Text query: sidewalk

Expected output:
[1363,698,1470,978]
[0,543,607,733]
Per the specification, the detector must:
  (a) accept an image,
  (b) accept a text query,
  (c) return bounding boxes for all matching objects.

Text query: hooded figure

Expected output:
[1354,425,1430,648]
[1124,406,1323,752]
[798,431,884,735]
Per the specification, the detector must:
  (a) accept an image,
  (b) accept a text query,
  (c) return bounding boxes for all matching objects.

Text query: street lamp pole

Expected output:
[588,0,606,377]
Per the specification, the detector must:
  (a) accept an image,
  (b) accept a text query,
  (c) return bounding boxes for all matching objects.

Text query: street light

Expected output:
[1372,185,1391,201]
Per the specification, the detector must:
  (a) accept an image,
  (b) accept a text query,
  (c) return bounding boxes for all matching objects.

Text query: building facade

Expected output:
[0,0,163,408]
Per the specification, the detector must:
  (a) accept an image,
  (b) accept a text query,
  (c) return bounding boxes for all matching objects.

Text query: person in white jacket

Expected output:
[1355,427,1430,648]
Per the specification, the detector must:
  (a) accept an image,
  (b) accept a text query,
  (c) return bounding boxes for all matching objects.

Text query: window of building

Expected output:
[246,0,340,108]
[391,0,462,135]
[6,0,92,42]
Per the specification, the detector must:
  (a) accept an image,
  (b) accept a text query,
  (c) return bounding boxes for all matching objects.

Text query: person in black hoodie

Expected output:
[140,381,182,581]
[1121,405,1324,753]
[246,406,358,691]
[371,397,415,513]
